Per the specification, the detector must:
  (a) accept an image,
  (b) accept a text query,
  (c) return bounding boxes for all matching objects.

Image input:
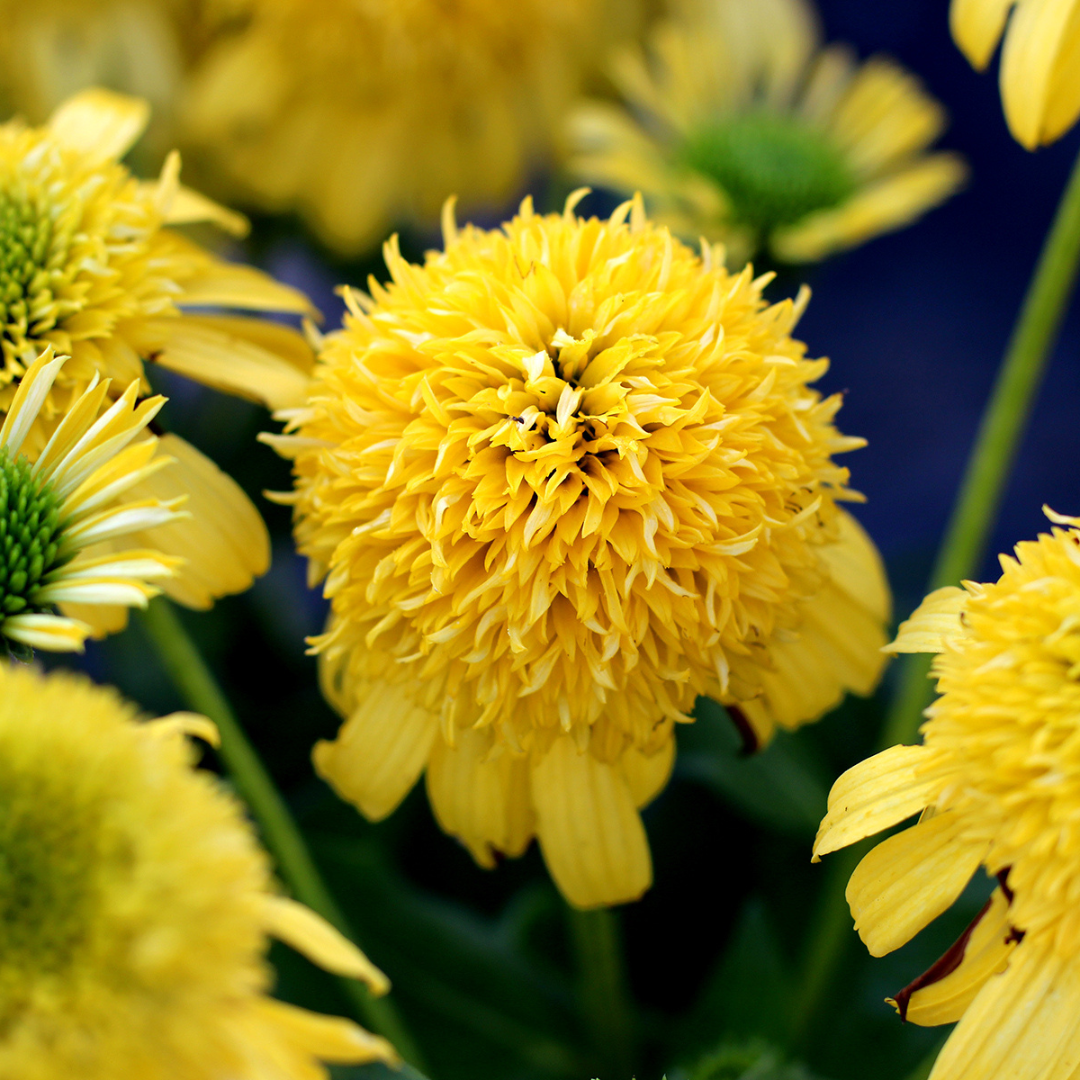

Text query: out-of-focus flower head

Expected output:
[181,0,631,255]
[951,0,1080,149]
[0,86,318,630]
[0,347,183,656]
[570,0,966,265]
[815,508,1080,1080]
[0,660,396,1078]
[263,193,890,908]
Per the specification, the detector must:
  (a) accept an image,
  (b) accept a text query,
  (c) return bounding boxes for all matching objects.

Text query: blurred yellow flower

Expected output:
[570,0,966,265]
[0,660,396,1079]
[951,0,1080,148]
[0,348,183,656]
[181,0,627,255]
[265,194,890,908]
[0,86,317,628]
[814,508,1080,1080]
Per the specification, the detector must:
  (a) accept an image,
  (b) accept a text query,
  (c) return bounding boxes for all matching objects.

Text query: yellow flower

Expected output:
[0,660,396,1079]
[0,347,184,656]
[951,0,1080,148]
[814,508,1080,1080]
[181,0,628,255]
[0,86,317,627]
[0,0,192,166]
[569,0,966,265]
[265,194,890,908]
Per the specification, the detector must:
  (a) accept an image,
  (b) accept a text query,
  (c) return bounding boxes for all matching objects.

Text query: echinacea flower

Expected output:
[181,0,628,255]
[265,194,890,908]
[0,86,316,628]
[814,508,1080,1080]
[0,347,183,656]
[0,659,396,1079]
[569,0,966,265]
[951,0,1080,148]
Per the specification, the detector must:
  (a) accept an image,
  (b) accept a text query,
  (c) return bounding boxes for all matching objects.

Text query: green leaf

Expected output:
[676,699,828,835]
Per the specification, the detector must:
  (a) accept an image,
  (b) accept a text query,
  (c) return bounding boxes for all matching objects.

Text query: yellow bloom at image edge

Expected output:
[0,661,396,1079]
[951,0,1080,148]
[815,508,1080,1080]
[264,193,892,909]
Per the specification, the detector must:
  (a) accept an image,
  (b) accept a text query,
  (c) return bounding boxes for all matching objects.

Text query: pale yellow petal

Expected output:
[425,727,535,868]
[255,999,399,1066]
[57,601,131,638]
[900,887,1017,1026]
[126,316,313,410]
[621,738,675,808]
[820,510,892,623]
[951,0,1016,68]
[47,87,149,162]
[814,744,940,858]
[146,712,221,747]
[531,736,652,909]
[262,896,389,993]
[929,935,1080,1080]
[1001,0,1080,146]
[847,812,986,956]
[164,185,250,237]
[313,680,437,821]
[2,613,90,652]
[122,434,270,610]
[773,154,967,262]
[886,586,969,654]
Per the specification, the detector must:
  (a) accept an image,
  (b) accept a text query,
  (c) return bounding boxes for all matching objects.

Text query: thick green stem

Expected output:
[567,905,637,1078]
[884,142,1080,750]
[790,141,1080,1057]
[138,598,425,1069]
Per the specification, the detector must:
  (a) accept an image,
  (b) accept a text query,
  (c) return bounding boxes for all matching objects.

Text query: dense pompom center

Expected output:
[683,113,856,232]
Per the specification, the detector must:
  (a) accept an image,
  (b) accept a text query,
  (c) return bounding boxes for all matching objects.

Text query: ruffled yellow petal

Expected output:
[773,154,967,262]
[897,887,1017,1026]
[928,935,1080,1080]
[47,86,149,163]
[313,680,437,821]
[119,434,270,610]
[425,727,535,868]
[1000,0,1080,147]
[886,586,969,654]
[814,744,940,858]
[531,736,652,909]
[261,896,389,993]
[847,812,987,956]
[950,0,1017,68]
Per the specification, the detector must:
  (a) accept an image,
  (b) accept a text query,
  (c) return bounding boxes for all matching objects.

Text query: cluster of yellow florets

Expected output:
[273,194,888,906]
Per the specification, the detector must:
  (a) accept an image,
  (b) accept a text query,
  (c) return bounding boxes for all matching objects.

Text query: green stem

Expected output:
[789,140,1080,1057]
[884,141,1080,750]
[138,598,425,1070]
[567,905,637,1077]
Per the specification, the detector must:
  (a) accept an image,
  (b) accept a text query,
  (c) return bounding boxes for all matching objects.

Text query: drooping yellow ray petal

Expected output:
[47,86,150,163]
[886,586,969,654]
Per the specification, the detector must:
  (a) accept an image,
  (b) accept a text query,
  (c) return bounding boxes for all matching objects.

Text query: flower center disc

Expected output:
[683,113,856,231]
[0,448,69,627]
[0,190,57,354]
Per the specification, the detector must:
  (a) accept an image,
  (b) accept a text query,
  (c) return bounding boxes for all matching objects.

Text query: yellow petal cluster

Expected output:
[570,0,966,265]
[180,0,630,255]
[0,660,396,1079]
[0,348,184,654]
[0,87,316,622]
[269,194,890,908]
[815,508,1080,1080]
[951,0,1080,148]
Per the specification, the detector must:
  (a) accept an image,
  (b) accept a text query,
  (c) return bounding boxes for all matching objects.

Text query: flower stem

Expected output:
[567,905,637,1077]
[883,140,1080,750]
[138,598,425,1070]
